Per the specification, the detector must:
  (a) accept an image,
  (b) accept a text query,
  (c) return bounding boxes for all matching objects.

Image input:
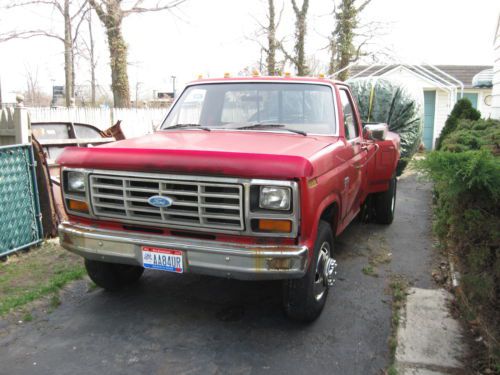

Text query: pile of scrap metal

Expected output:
[31,121,124,237]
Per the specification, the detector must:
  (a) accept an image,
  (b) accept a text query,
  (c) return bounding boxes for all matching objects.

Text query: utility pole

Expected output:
[0,76,3,108]
[171,75,176,97]
[135,81,143,108]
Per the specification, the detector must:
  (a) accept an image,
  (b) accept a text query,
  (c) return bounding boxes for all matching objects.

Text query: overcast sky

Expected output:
[0,0,499,101]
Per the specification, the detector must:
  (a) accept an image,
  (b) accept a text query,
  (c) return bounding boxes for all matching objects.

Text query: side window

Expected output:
[339,89,359,140]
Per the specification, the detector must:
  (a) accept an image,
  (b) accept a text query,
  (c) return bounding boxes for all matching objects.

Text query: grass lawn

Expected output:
[0,239,86,316]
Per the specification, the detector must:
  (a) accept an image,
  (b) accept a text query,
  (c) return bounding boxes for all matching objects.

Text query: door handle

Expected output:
[344,176,349,188]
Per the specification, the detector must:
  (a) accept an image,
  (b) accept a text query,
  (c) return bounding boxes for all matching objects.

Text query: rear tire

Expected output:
[374,176,397,225]
[283,221,335,322]
[85,259,144,291]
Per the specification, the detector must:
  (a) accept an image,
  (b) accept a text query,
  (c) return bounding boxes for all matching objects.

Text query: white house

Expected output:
[350,65,493,150]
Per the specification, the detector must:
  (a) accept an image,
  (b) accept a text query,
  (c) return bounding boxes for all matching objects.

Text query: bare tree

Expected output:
[24,65,51,106]
[0,0,89,107]
[88,0,186,108]
[261,0,285,75]
[279,0,309,76]
[328,0,372,81]
[77,5,98,106]
[249,0,285,75]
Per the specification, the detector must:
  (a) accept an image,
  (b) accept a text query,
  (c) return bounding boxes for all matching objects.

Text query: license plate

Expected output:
[142,246,183,273]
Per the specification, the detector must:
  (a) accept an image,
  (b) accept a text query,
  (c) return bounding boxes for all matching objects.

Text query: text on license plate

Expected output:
[142,246,183,273]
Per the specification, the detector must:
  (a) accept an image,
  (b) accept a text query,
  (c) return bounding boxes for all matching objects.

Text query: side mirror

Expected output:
[363,123,388,141]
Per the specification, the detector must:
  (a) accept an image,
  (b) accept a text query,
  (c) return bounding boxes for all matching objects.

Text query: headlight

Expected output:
[259,186,291,210]
[67,171,86,193]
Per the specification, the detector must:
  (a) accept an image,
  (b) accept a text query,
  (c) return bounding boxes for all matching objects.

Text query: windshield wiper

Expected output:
[236,123,307,136]
[163,123,211,131]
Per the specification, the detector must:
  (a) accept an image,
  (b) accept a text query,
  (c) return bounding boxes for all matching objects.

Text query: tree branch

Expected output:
[357,0,371,13]
[123,0,187,15]
[0,30,64,43]
[88,0,106,22]
[71,0,89,20]
[72,7,92,43]
[6,0,64,14]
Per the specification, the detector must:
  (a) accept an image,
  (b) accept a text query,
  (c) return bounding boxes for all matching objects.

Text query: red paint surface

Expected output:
[58,131,336,179]
[59,77,401,261]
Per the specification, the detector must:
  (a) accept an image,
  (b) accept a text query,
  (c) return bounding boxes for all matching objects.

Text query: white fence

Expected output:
[0,105,31,146]
[28,107,168,138]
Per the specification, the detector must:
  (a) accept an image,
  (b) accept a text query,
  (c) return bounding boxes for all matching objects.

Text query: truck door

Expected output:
[338,88,366,222]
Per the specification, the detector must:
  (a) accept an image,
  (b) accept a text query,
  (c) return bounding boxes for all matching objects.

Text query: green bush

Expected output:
[418,117,500,370]
[441,118,500,154]
[435,98,481,150]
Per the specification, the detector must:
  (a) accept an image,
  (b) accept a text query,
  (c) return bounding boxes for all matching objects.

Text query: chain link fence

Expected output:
[0,144,43,257]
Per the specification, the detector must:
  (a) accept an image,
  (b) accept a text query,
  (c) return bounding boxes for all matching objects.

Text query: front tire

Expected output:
[85,259,144,291]
[374,176,397,225]
[283,221,336,322]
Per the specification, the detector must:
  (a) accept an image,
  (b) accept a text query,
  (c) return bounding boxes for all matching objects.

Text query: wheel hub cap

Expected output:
[323,258,337,287]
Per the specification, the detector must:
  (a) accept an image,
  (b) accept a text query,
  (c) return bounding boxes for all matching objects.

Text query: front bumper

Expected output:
[59,222,309,281]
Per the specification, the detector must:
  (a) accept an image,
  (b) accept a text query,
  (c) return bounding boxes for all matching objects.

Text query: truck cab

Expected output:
[58,76,400,321]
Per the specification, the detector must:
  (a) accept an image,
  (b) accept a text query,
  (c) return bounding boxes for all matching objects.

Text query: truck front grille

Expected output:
[89,173,244,231]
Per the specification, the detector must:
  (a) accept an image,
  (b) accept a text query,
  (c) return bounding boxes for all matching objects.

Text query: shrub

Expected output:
[441,118,500,154]
[435,98,481,150]
[417,118,500,371]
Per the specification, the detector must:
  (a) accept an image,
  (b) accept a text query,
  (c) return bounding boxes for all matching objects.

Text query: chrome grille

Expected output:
[89,173,244,231]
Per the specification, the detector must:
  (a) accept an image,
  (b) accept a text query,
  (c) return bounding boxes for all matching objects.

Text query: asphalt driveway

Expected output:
[0,172,435,375]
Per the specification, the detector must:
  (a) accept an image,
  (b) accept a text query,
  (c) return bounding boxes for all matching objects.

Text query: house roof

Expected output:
[349,65,492,88]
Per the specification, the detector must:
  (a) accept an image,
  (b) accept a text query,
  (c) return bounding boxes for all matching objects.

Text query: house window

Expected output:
[457,93,478,109]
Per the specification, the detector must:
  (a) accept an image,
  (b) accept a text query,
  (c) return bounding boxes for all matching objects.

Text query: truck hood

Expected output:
[57,130,337,179]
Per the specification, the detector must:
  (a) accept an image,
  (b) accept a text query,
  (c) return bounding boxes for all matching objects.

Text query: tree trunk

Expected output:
[266,0,276,76]
[88,9,96,106]
[63,0,73,107]
[291,0,309,76]
[294,13,308,76]
[107,24,130,108]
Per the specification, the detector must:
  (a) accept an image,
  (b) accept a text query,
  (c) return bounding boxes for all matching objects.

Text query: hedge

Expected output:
[418,116,500,371]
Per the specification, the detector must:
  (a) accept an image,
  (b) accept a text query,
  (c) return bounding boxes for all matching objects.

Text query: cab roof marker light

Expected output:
[252,69,260,77]
[318,73,325,78]
[224,72,231,78]
[284,72,291,78]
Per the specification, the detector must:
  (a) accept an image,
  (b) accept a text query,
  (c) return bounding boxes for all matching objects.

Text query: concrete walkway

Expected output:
[396,288,466,375]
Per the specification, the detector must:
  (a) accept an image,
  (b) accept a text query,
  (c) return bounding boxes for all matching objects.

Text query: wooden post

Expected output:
[14,95,31,145]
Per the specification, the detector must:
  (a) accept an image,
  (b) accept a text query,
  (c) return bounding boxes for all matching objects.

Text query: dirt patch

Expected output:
[0,239,85,318]
[361,233,393,278]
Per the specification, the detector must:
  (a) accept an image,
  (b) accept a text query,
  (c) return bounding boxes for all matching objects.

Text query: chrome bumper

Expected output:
[58,222,309,281]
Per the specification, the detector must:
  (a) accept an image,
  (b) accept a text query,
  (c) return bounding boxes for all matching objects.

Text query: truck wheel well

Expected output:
[320,203,339,236]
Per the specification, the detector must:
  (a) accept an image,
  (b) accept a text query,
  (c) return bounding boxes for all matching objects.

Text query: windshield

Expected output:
[160,83,337,135]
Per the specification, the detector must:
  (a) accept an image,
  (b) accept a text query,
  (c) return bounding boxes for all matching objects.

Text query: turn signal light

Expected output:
[68,199,89,213]
[258,219,292,233]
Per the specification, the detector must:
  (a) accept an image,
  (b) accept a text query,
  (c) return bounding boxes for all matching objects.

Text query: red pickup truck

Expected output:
[58,76,400,321]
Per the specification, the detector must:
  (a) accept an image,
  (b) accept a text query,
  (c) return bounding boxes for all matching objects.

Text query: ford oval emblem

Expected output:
[147,195,173,208]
